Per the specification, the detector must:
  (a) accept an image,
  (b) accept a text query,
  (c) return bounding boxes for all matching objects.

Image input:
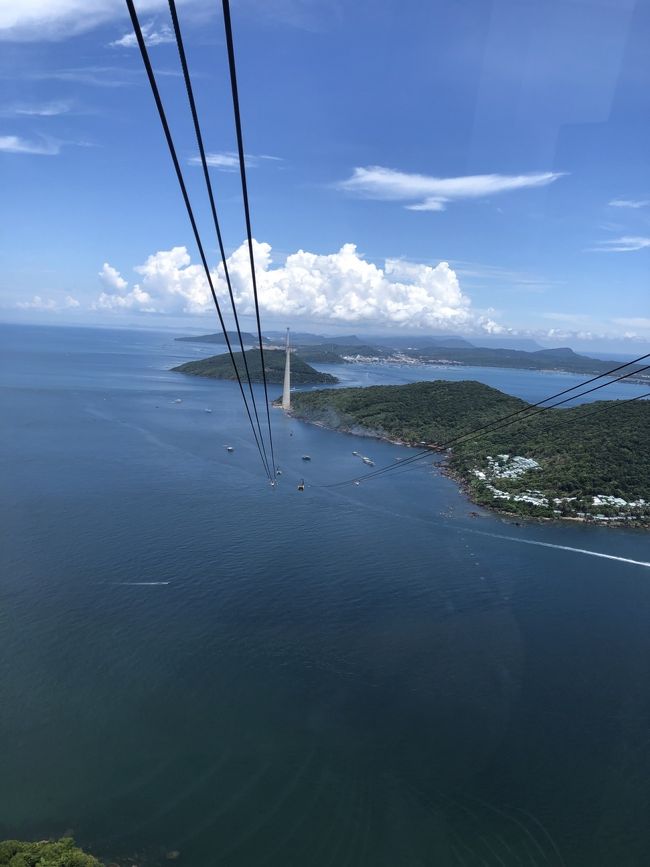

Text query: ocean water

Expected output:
[1,323,650,867]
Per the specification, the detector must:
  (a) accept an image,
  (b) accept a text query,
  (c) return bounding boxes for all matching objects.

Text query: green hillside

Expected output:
[290,380,650,523]
[172,348,338,385]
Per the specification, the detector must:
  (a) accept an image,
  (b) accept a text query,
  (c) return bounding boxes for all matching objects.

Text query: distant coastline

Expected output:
[175,331,650,385]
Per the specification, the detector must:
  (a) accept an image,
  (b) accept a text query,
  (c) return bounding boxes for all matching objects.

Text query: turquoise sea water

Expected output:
[1,323,649,867]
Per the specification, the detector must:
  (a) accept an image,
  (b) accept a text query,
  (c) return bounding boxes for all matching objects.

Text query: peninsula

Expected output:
[175,332,650,382]
[289,380,650,525]
[172,348,338,385]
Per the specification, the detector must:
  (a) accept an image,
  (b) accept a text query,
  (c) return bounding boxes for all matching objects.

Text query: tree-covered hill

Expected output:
[175,331,269,345]
[172,348,338,385]
[290,381,650,522]
[0,838,101,867]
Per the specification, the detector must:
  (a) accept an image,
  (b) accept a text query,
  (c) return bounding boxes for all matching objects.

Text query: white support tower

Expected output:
[281,327,291,411]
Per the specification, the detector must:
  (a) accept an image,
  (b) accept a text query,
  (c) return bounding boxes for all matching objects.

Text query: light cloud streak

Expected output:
[0,135,60,155]
[338,166,565,211]
[591,236,650,252]
[0,100,72,117]
[189,151,282,171]
[609,199,649,209]
[0,1,189,42]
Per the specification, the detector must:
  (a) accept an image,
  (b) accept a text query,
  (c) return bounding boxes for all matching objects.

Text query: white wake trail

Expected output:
[111,581,171,585]
[468,531,650,569]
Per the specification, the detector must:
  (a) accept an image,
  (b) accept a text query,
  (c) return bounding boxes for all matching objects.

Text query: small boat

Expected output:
[173,398,182,404]
[354,481,360,486]
[226,445,234,452]
[352,451,359,456]
[297,479,305,491]
[362,456,374,466]
[302,455,311,461]
[276,468,282,476]
[204,408,212,413]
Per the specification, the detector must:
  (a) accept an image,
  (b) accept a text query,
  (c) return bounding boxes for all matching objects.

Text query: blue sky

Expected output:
[1,0,649,349]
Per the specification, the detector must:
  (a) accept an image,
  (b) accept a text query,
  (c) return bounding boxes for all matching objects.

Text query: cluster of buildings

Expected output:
[470,454,648,523]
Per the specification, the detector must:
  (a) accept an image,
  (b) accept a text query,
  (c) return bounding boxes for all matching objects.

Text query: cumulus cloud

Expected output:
[189,151,282,170]
[609,199,649,209]
[109,20,174,48]
[337,166,565,212]
[98,262,128,292]
[95,241,489,330]
[0,135,61,155]
[16,294,80,310]
[591,236,650,252]
[96,261,156,311]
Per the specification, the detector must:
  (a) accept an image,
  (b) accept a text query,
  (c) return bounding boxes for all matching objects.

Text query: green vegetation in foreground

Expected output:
[0,838,101,867]
[172,348,338,385]
[290,380,650,523]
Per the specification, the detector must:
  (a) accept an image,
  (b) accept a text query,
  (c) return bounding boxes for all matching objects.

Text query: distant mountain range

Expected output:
[174,331,648,382]
[368,335,476,350]
[264,331,365,346]
[176,331,271,345]
[407,345,649,379]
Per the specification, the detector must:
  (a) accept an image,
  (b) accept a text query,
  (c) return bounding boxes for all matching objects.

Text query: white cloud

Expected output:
[96,261,156,311]
[0,135,60,154]
[94,241,493,330]
[591,236,650,252]
[189,151,282,171]
[95,286,156,311]
[16,294,80,310]
[109,20,174,48]
[0,0,184,41]
[337,166,565,211]
[98,262,128,292]
[0,100,72,117]
[609,199,649,209]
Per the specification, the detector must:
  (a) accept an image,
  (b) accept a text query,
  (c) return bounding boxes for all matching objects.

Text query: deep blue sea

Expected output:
[1,323,650,867]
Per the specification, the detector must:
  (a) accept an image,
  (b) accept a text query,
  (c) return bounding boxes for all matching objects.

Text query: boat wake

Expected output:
[465,530,650,569]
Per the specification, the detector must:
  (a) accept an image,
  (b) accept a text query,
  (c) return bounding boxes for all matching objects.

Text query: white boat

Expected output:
[302,455,311,461]
[204,408,212,413]
[362,456,374,466]
[226,446,234,452]
[352,451,359,456]
[173,398,182,404]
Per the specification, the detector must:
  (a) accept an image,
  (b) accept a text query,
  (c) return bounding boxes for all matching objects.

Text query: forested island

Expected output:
[289,381,650,525]
[0,838,100,867]
[172,348,338,385]
[175,331,269,345]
